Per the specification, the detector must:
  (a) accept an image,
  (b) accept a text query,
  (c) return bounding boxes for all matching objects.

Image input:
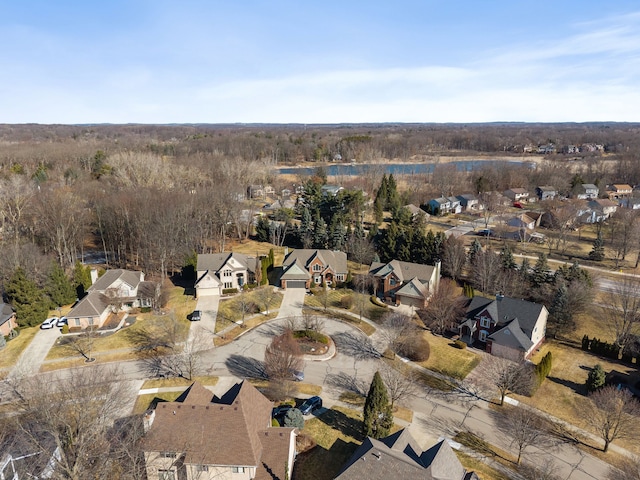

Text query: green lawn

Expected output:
[419,332,481,380]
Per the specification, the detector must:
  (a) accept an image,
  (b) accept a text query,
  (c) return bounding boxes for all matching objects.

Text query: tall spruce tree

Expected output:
[500,244,517,270]
[46,261,76,307]
[6,267,49,327]
[589,232,605,261]
[363,371,394,439]
[531,253,550,287]
[73,261,92,298]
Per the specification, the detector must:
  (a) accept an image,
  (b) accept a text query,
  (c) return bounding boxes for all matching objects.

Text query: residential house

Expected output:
[280,249,348,289]
[535,186,557,201]
[563,145,578,154]
[403,204,429,221]
[574,183,599,200]
[459,295,548,360]
[321,185,344,197]
[281,188,292,198]
[537,144,556,154]
[247,185,265,199]
[334,428,477,480]
[66,269,155,330]
[0,302,17,337]
[620,198,640,210]
[606,184,633,200]
[1,425,60,480]
[447,196,462,214]
[263,185,276,196]
[456,194,482,212]
[263,199,295,213]
[583,198,618,223]
[503,188,529,203]
[142,381,296,480]
[427,197,451,215]
[507,213,538,230]
[195,253,257,297]
[369,260,441,309]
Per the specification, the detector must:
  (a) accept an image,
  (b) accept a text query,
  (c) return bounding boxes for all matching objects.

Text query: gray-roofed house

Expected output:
[535,185,557,201]
[403,204,429,221]
[195,253,258,297]
[503,188,530,202]
[369,260,441,309]
[334,428,477,480]
[280,249,348,289]
[142,380,296,480]
[458,295,548,361]
[427,197,452,215]
[456,194,482,211]
[66,269,152,330]
[574,183,599,200]
[0,302,17,337]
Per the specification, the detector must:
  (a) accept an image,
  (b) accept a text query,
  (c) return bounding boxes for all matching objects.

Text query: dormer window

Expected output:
[480,316,490,328]
[313,264,322,272]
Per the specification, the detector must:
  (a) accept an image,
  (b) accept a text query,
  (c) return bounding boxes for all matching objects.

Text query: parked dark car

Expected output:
[272,404,293,419]
[190,310,202,321]
[299,396,322,415]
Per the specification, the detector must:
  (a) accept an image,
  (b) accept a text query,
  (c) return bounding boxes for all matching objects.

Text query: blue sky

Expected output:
[1,1,639,123]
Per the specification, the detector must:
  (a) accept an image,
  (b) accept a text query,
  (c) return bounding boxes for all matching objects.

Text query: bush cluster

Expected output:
[452,340,467,349]
[293,329,329,344]
[370,296,387,308]
[340,294,353,309]
[582,335,621,360]
[534,351,553,385]
[222,288,239,295]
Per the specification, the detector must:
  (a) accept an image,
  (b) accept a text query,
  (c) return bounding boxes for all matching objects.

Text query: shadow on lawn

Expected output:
[547,375,587,395]
[314,408,365,444]
[292,438,358,480]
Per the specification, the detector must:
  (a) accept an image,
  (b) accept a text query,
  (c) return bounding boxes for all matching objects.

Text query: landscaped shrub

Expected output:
[140,307,151,313]
[61,325,70,335]
[534,351,553,387]
[453,340,467,349]
[582,334,590,351]
[293,329,329,344]
[586,364,606,392]
[581,335,621,360]
[222,288,239,295]
[370,296,387,308]
[340,295,353,309]
[401,335,430,362]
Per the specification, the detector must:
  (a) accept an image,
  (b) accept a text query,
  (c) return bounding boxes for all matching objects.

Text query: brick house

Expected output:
[0,302,17,337]
[280,249,348,289]
[458,295,547,361]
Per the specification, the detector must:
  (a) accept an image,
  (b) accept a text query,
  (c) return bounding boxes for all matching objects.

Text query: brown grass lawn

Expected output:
[213,312,279,346]
[0,326,39,370]
[420,332,481,380]
[140,376,219,389]
[215,287,283,332]
[226,239,287,265]
[304,288,388,323]
[516,340,640,455]
[455,452,513,480]
[45,286,194,362]
[132,392,182,414]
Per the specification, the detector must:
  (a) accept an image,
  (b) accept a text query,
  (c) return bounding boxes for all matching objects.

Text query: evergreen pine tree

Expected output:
[589,232,605,261]
[500,244,516,270]
[373,175,388,223]
[46,261,76,307]
[586,364,606,392]
[363,371,394,439]
[73,261,92,298]
[313,218,328,248]
[386,174,400,212]
[6,267,49,327]
[468,239,482,264]
[531,253,550,287]
[549,283,573,337]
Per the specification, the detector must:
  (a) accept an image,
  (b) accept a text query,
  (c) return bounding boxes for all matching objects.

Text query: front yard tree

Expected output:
[482,356,532,406]
[589,232,605,261]
[264,330,303,382]
[585,364,606,392]
[602,275,640,352]
[418,279,466,335]
[363,371,394,439]
[46,261,77,307]
[548,283,572,338]
[73,261,92,298]
[379,363,417,409]
[497,406,552,465]
[586,385,640,452]
[5,267,49,327]
[441,235,466,281]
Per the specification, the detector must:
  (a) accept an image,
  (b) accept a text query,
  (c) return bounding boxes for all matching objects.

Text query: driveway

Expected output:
[188,295,220,350]
[8,327,61,379]
[276,287,306,320]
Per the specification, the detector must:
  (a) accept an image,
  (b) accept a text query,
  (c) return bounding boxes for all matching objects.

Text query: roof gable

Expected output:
[89,269,142,292]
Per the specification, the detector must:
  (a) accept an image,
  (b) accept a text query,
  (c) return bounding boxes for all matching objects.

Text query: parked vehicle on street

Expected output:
[299,396,322,415]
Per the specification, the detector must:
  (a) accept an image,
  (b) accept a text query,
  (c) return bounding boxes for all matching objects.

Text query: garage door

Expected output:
[286,280,307,289]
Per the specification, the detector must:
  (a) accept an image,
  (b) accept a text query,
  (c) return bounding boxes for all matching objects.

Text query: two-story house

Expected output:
[585,198,618,223]
[195,253,258,297]
[142,381,296,480]
[574,183,599,200]
[66,269,156,330]
[369,260,441,309]
[503,188,530,203]
[280,249,347,289]
[606,184,633,200]
[535,186,557,201]
[428,197,452,215]
[456,194,483,212]
[459,295,548,361]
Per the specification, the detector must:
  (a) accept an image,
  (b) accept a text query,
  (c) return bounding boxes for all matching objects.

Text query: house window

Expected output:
[223,269,232,277]
[314,276,321,284]
[389,277,396,286]
[313,264,322,272]
[158,470,175,480]
[196,465,209,472]
[224,282,233,289]
[336,274,344,281]
[479,316,490,328]
[479,330,488,342]
[74,319,81,327]
[160,452,176,458]
[232,467,245,473]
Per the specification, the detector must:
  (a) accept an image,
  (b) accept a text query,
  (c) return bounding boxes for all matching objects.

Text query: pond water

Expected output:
[275,160,535,176]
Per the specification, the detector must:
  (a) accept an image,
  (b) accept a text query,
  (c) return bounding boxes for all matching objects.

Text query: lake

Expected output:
[276,160,535,176]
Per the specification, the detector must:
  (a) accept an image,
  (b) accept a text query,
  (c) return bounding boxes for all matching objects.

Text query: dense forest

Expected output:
[1,122,640,327]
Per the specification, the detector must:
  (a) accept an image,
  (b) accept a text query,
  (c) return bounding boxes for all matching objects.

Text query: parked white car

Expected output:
[40,317,59,329]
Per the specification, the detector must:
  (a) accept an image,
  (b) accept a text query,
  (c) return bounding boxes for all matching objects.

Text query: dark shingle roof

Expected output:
[197,252,257,273]
[465,296,544,337]
[282,249,348,274]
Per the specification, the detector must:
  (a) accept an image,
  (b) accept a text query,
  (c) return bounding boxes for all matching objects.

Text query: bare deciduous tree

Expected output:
[480,356,533,406]
[264,330,304,381]
[585,385,640,452]
[602,275,640,352]
[518,462,562,480]
[255,286,280,314]
[441,234,466,281]
[379,363,417,409]
[497,406,553,464]
[418,278,466,335]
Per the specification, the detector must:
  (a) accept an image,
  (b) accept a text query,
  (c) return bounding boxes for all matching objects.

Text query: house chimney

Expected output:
[90,268,99,285]
[143,410,156,432]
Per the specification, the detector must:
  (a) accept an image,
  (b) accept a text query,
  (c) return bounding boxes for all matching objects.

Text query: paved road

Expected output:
[8,327,61,379]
